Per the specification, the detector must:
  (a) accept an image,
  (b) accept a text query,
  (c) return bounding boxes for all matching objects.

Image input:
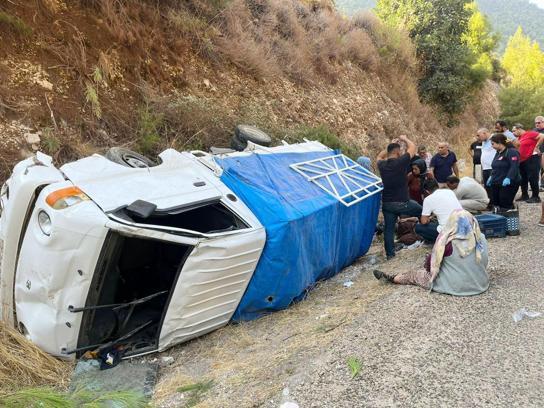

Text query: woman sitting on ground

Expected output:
[374,210,489,296]
[486,133,521,211]
[407,159,427,205]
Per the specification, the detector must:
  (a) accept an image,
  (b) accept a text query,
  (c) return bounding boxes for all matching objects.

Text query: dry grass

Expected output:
[0,323,71,394]
[153,252,396,407]
[215,0,386,83]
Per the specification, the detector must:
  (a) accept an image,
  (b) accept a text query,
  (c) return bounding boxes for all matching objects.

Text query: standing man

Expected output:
[469,135,483,182]
[415,178,463,243]
[478,128,495,207]
[412,145,432,169]
[512,123,543,203]
[429,142,459,187]
[534,116,544,190]
[377,135,422,260]
[495,120,517,143]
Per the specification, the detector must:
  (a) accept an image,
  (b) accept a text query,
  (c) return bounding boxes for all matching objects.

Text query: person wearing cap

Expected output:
[512,123,543,203]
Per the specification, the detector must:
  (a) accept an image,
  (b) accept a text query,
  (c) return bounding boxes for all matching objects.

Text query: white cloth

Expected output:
[480,139,495,170]
[454,177,488,202]
[422,189,463,232]
[422,152,432,169]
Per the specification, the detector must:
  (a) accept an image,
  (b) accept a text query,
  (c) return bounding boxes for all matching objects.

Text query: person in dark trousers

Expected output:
[468,135,482,181]
[429,142,459,187]
[477,128,495,207]
[534,116,544,190]
[512,123,543,203]
[486,133,521,211]
[415,178,462,243]
[377,135,422,260]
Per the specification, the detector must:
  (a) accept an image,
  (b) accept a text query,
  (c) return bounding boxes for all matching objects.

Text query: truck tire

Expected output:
[105,147,158,168]
[230,134,247,152]
[234,125,272,146]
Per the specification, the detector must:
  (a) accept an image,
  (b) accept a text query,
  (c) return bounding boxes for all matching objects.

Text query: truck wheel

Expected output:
[234,125,272,146]
[230,134,248,152]
[105,147,158,168]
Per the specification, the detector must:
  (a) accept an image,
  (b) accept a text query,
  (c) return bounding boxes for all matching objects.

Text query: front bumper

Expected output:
[14,183,109,358]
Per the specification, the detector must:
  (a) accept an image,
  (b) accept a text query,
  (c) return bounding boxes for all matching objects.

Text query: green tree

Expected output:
[376,0,484,118]
[501,27,544,89]
[462,2,499,80]
[499,28,544,127]
[499,86,544,128]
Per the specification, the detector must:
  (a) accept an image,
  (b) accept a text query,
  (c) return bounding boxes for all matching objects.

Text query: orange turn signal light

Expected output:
[45,186,89,210]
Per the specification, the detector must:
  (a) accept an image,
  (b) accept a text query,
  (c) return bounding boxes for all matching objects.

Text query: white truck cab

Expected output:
[0,148,267,359]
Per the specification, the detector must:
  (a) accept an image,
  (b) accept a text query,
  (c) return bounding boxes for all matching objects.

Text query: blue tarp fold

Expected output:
[216,151,381,321]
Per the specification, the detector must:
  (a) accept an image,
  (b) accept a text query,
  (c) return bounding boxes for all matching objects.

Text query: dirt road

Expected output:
[156,202,544,407]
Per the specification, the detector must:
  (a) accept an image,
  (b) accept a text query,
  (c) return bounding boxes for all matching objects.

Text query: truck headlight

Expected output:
[45,186,89,210]
[37,210,52,236]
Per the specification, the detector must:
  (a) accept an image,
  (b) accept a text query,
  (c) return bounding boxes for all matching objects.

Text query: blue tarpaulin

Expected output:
[216,151,381,321]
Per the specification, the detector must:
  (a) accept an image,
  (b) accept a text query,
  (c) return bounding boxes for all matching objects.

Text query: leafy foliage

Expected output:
[502,27,544,89]
[346,356,363,379]
[462,2,500,80]
[376,0,491,118]
[499,86,544,128]
[499,27,544,127]
[337,0,544,53]
[477,0,544,52]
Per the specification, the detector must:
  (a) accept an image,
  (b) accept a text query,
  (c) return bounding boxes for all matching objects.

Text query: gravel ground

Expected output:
[267,202,544,408]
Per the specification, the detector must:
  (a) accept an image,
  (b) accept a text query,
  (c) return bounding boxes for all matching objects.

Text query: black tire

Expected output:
[105,147,158,168]
[230,134,247,152]
[234,125,272,146]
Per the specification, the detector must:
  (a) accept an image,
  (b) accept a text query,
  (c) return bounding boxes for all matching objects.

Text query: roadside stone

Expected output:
[24,132,41,145]
[35,78,53,91]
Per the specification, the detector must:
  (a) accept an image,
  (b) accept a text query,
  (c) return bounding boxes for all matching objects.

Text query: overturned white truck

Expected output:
[0,139,382,359]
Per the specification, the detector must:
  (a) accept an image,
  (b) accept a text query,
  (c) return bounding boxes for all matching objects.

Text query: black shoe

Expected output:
[526,197,541,203]
[373,270,384,280]
[386,254,396,261]
[516,195,529,202]
[373,269,395,283]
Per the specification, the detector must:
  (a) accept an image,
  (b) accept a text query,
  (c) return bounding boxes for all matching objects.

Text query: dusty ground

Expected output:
[155,201,544,407]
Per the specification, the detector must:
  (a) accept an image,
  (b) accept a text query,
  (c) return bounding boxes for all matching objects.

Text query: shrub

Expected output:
[0,12,32,36]
[137,105,164,154]
[499,86,544,128]
[287,125,360,158]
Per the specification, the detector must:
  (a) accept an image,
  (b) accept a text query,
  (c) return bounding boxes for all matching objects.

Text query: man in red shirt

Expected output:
[513,123,544,203]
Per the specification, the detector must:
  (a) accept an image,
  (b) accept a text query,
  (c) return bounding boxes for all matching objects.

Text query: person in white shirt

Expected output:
[446,175,489,213]
[477,127,495,208]
[415,178,463,243]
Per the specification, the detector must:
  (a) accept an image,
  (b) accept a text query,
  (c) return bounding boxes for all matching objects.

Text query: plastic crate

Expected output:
[475,214,507,238]
[495,208,520,236]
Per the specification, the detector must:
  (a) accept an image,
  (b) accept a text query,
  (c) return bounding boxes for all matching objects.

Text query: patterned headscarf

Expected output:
[429,209,485,282]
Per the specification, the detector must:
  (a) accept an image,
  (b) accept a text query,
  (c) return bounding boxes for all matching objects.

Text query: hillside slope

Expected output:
[0,0,498,181]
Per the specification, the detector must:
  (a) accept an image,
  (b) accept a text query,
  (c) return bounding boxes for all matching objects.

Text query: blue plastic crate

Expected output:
[475,214,507,238]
